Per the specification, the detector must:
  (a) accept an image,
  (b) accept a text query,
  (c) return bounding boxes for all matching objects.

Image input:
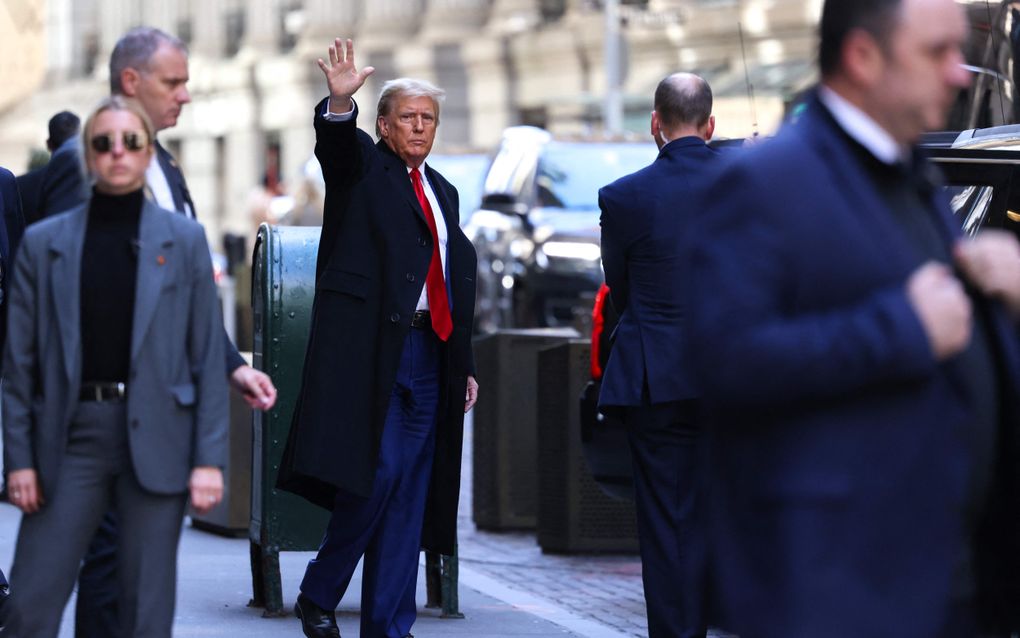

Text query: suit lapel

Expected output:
[376,140,429,226]
[155,141,194,216]
[48,206,88,382]
[131,201,174,360]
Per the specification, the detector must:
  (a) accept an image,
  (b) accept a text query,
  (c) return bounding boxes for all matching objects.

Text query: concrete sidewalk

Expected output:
[0,499,633,637]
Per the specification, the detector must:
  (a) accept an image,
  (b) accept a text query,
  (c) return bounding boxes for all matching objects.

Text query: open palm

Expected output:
[318,38,375,112]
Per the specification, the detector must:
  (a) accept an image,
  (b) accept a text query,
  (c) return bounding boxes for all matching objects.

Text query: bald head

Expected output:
[652,73,714,145]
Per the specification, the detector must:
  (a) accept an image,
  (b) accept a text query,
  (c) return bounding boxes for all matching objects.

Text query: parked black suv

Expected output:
[464,126,657,334]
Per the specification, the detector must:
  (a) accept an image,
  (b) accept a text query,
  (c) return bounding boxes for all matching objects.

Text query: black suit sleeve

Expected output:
[598,186,629,314]
[224,330,245,376]
[39,149,87,218]
[313,98,365,277]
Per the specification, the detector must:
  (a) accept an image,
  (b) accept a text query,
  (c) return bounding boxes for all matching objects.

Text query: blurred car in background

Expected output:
[426,153,490,223]
[464,126,658,333]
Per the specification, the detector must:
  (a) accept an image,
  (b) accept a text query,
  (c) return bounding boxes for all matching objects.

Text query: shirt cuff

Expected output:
[323,98,356,121]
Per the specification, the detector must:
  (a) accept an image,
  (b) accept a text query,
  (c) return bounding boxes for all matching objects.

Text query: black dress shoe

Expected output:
[294,592,341,638]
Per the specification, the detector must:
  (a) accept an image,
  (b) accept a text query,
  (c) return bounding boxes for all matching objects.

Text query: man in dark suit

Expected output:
[278,38,478,638]
[72,26,279,638]
[688,0,1020,635]
[598,73,718,638]
[16,111,84,225]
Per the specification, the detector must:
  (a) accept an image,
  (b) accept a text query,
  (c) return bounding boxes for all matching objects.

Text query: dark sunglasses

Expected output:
[90,131,149,154]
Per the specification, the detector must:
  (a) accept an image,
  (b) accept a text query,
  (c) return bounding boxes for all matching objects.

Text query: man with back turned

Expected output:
[598,72,719,638]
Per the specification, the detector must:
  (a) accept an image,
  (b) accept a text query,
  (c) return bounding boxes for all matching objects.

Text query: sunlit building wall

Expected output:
[0,0,823,245]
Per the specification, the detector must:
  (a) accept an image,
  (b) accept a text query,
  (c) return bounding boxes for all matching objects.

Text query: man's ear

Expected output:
[650,110,660,140]
[842,28,885,88]
[377,115,389,139]
[120,67,142,97]
[703,115,716,142]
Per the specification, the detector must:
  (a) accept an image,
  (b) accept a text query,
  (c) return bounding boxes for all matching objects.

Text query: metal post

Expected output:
[604,0,623,136]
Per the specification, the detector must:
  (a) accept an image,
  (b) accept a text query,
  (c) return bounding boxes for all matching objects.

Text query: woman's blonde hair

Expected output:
[81,95,156,174]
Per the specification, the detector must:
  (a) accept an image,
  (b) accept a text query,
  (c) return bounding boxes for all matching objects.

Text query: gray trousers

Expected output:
[5,401,187,638]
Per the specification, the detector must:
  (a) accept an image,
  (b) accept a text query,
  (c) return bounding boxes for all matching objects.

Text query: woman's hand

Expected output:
[188,466,224,515]
[7,469,43,514]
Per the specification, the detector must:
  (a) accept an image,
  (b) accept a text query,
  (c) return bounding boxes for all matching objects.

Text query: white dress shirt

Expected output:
[818,85,906,165]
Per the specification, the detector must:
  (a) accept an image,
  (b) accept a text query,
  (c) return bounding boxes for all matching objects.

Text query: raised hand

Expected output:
[317,38,375,114]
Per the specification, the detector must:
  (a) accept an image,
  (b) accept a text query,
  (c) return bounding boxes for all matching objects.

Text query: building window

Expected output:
[279,2,304,53]
[225,9,246,57]
[177,19,193,47]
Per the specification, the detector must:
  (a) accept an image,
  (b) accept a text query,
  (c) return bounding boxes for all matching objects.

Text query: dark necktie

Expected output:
[410,167,453,341]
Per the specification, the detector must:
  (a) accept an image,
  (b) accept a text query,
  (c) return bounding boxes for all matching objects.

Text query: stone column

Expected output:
[99,0,138,66]
[486,0,541,34]
[296,0,364,58]
[240,0,279,55]
[191,0,224,58]
[360,0,425,48]
[420,0,493,43]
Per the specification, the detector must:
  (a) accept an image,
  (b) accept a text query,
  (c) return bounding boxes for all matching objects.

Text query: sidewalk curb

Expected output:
[458,564,635,638]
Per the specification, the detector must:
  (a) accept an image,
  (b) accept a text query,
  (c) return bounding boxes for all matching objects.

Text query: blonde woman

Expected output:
[2,95,228,637]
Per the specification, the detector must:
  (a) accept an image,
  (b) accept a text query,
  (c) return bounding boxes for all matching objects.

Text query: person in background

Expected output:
[16,111,84,225]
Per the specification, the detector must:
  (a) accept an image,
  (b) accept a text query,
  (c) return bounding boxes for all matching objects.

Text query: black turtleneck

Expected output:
[80,187,142,383]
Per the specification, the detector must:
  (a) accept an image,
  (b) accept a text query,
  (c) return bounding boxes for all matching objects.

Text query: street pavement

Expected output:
[0,412,654,637]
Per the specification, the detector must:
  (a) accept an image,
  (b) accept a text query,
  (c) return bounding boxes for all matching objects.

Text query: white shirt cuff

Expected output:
[322,98,356,121]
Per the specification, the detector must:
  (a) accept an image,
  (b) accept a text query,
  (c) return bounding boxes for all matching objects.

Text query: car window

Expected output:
[536,142,657,210]
[945,184,994,236]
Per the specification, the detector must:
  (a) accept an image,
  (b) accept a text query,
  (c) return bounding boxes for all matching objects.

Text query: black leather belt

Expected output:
[80,382,127,402]
[410,310,431,330]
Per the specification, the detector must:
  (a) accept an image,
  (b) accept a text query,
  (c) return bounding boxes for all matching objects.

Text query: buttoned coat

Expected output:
[688,94,1020,636]
[2,200,228,500]
[278,100,477,555]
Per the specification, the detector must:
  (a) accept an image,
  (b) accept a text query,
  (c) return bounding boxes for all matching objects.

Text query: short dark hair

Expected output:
[819,0,903,77]
[46,111,80,150]
[654,73,713,129]
[109,27,187,94]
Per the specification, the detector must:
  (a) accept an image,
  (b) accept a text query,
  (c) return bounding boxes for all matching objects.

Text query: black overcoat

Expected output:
[278,99,477,555]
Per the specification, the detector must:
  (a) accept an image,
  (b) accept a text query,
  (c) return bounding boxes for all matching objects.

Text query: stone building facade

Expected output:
[0,0,822,243]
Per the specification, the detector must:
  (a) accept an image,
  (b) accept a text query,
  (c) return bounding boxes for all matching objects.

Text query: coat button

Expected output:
[131,419,139,429]
[390,313,401,323]
[406,273,415,283]
[418,236,428,247]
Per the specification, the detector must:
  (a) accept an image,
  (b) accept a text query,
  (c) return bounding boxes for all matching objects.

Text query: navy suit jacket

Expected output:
[689,95,1020,636]
[17,139,88,225]
[0,168,26,354]
[598,137,719,408]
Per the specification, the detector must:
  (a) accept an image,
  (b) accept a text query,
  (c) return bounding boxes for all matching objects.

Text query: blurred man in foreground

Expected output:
[689,0,1020,635]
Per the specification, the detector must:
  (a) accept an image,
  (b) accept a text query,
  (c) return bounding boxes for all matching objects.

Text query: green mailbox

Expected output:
[249,224,461,618]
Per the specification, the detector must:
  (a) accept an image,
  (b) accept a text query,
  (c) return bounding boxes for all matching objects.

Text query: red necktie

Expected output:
[410,167,453,341]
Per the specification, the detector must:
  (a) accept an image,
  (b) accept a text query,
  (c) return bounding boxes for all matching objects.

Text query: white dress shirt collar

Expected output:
[818,85,905,165]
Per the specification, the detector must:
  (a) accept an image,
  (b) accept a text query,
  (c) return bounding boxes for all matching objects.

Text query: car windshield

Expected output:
[536,142,657,210]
